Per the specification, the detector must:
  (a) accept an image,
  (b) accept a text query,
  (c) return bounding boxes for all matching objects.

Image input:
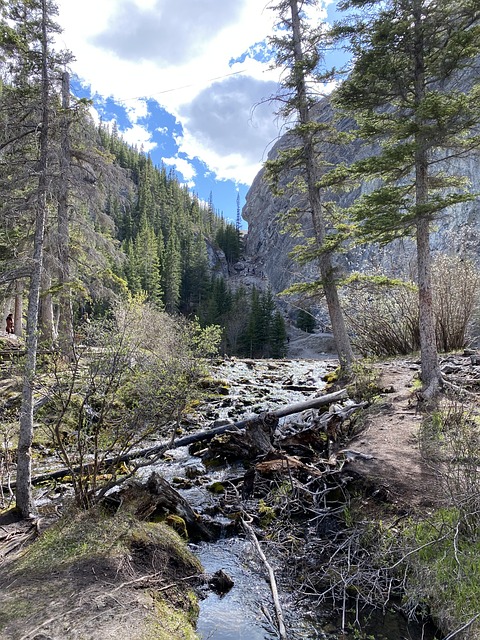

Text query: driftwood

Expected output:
[19,388,349,488]
[242,515,287,640]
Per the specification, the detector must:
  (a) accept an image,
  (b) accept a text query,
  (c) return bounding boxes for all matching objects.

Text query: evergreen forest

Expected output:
[0,32,286,359]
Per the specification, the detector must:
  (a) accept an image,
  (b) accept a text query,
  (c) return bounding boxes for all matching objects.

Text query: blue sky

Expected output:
[55,0,345,228]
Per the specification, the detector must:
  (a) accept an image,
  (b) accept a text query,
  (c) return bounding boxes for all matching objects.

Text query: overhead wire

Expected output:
[97,68,248,104]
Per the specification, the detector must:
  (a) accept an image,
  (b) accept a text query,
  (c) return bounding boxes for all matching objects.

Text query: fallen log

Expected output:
[13,388,348,489]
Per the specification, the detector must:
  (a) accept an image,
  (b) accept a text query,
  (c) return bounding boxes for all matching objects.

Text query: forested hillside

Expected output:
[0,15,286,360]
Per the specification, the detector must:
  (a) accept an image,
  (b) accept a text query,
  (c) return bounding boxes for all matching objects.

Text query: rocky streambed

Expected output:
[0,356,441,640]
[133,357,439,640]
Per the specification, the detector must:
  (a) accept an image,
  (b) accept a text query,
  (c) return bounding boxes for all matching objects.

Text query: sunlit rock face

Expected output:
[243,80,480,297]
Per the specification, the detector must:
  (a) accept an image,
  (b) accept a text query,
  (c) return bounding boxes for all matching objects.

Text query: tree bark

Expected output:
[289,0,354,371]
[413,0,442,397]
[16,0,50,519]
[14,280,23,337]
[39,266,55,345]
[57,71,75,360]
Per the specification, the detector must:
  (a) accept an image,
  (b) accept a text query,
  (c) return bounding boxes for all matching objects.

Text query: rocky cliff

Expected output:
[242,93,480,301]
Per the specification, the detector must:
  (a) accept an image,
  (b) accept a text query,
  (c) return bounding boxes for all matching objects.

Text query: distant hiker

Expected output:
[5,313,14,334]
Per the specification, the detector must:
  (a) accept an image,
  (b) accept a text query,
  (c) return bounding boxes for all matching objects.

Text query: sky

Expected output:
[54,0,342,228]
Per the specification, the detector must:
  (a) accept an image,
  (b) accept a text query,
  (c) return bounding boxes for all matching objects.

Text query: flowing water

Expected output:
[133,358,439,640]
[32,356,438,640]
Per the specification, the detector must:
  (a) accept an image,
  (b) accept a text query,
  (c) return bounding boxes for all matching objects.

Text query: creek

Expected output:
[137,357,439,640]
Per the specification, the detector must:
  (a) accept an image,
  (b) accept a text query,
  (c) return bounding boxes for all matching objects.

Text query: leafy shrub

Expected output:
[41,298,221,508]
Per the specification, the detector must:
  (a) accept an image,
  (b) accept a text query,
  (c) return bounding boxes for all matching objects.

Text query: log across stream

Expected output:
[14,357,440,640]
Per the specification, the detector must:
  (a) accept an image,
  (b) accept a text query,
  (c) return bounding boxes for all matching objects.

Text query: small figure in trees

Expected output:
[5,313,14,334]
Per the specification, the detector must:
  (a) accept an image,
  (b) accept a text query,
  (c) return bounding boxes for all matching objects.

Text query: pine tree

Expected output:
[269,311,288,358]
[134,221,163,304]
[266,0,354,370]
[333,0,480,396]
[6,0,67,517]
[163,226,182,312]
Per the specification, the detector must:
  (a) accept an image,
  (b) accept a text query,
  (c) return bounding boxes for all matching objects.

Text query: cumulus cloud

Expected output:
[122,123,157,152]
[178,75,281,182]
[162,156,196,183]
[92,0,242,65]
[55,0,337,189]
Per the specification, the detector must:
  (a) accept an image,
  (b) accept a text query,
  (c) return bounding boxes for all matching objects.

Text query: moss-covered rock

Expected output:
[0,506,203,640]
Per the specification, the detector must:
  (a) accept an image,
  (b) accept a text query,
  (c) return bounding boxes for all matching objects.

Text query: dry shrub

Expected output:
[342,279,419,357]
[343,255,480,357]
[419,402,480,534]
[41,298,221,508]
[432,255,480,352]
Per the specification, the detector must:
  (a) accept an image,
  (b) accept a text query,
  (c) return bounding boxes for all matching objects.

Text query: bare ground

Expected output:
[345,359,445,511]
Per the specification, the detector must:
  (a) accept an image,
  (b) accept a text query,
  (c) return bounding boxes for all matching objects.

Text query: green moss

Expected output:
[258,499,276,527]
[16,506,130,572]
[2,509,202,639]
[323,369,340,384]
[0,598,30,626]
[144,595,199,640]
[165,514,188,539]
[207,481,225,494]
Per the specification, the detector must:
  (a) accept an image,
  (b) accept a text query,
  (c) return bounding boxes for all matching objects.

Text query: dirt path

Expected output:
[346,360,443,510]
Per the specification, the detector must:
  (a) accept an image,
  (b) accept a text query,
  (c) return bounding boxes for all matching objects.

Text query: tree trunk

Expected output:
[16,0,50,519]
[289,0,354,371]
[413,0,441,398]
[57,71,74,360]
[39,266,55,345]
[14,280,23,337]
[416,216,441,396]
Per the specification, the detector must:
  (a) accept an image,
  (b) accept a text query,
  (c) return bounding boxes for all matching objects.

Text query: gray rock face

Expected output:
[243,95,480,298]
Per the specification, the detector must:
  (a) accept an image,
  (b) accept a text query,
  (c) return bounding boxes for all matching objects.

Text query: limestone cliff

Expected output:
[242,95,480,299]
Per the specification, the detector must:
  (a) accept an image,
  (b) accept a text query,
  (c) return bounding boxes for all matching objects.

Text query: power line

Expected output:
[114,69,247,104]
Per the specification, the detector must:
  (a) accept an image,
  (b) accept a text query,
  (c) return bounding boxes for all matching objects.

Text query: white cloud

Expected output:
[55,0,335,186]
[162,156,196,183]
[178,75,281,183]
[91,0,243,66]
[122,123,157,152]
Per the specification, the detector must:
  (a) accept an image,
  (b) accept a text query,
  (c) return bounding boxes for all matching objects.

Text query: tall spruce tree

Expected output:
[5,0,66,517]
[266,0,354,370]
[333,0,480,396]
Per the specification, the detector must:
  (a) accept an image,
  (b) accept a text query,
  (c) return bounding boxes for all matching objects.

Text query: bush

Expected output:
[342,278,419,356]
[41,299,221,508]
[343,256,480,357]
[419,403,480,535]
[432,255,480,352]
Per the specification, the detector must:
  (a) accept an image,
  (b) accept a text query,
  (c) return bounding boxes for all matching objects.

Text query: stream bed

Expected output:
[139,358,439,640]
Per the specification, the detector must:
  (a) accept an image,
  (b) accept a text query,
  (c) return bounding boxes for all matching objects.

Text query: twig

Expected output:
[242,515,287,640]
[109,572,200,593]
[442,612,480,640]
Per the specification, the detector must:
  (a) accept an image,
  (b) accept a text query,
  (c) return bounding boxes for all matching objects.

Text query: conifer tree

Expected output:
[269,310,288,358]
[134,221,163,304]
[266,0,354,370]
[333,0,480,396]
[163,225,182,312]
[5,0,67,517]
